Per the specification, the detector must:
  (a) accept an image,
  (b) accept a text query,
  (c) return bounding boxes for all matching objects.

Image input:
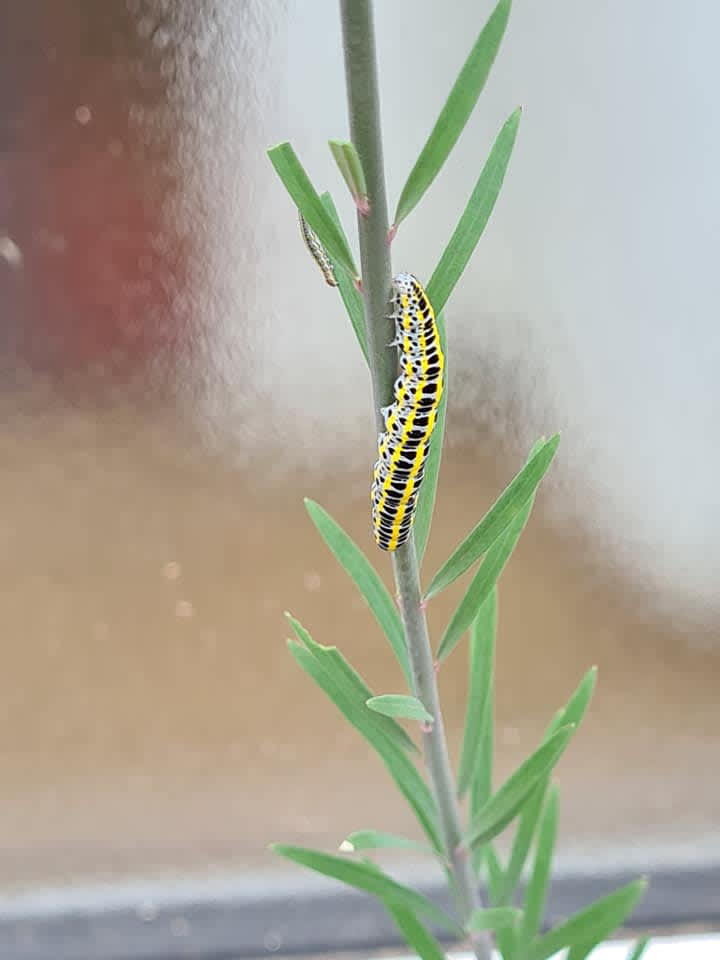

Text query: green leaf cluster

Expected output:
[280,447,644,956]
[268,0,522,339]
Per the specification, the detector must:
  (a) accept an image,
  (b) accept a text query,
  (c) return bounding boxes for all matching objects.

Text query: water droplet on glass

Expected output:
[162,561,182,581]
[303,571,322,592]
[263,931,283,953]
[0,236,23,269]
[501,725,521,746]
[169,916,190,937]
[153,27,171,50]
[175,600,194,619]
[137,900,158,922]
[74,105,92,125]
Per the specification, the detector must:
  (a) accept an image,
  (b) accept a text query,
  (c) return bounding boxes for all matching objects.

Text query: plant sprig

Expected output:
[268,2,648,958]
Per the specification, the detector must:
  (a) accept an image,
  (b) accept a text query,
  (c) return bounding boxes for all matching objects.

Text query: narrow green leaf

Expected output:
[566,930,650,960]
[468,907,521,932]
[268,141,358,277]
[465,726,575,850]
[544,666,597,741]
[496,930,515,960]
[567,945,593,960]
[437,498,532,662]
[469,590,496,879]
[385,904,448,960]
[426,435,559,600]
[288,635,432,832]
[484,845,504,905]
[517,787,559,951]
[367,694,433,724]
[304,500,411,685]
[473,650,495,813]
[497,668,597,907]
[484,846,516,959]
[341,830,432,855]
[285,620,442,851]
[272,845,463,935]
[526,879,647,960]
[567,932,652,960]
[286,614,413,752]
[413,312,448,564]
[497,780,547,905]
[427,108,521,315]
[470,649,495,877]
[478,843,517,960]
[458,588,497,796]
[328,140,368,206]
[527,436,548,460]
[626,937,651,960]
[319,193,368,362]
[393,0,512,227]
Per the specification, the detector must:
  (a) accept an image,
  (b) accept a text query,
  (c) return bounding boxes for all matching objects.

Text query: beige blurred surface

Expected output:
[1,0,719,896]
[0,398,717,891]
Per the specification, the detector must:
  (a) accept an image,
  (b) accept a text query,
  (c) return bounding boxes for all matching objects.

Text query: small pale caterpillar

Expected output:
[298,211,338,287]
[371,274,444,551]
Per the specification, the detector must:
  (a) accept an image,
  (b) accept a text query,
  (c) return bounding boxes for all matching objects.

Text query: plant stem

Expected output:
[339,0,395,421]
[339,3,491,957]
[393,546,492,952]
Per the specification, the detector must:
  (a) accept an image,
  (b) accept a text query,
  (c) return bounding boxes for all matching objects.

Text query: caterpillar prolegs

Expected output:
[371,274,444,551]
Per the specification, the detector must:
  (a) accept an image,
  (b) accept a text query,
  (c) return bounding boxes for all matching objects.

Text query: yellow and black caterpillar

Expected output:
[371,274,444,551]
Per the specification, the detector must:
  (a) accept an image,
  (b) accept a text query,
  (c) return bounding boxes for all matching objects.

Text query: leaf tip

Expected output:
[538,432,561,461]
[338,839,355,852]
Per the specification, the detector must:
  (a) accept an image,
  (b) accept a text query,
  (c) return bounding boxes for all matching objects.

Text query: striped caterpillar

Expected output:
[371,274,444,551]
[298,211,338,287]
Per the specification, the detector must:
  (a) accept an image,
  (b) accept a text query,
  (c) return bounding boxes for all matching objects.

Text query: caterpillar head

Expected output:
[392,273,421,300]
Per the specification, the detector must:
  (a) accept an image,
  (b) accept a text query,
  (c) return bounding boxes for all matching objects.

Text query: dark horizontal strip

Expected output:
[0,860,717,960]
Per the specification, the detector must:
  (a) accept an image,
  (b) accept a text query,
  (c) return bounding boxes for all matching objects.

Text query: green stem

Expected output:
[339,0,395,420]
[339,3,491,957]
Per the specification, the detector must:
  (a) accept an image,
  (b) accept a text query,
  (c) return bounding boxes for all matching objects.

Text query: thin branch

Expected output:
[339,3,491,957]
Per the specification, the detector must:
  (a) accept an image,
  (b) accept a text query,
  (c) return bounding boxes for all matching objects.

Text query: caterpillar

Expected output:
[298,211,338,287]
[371,273,444,551]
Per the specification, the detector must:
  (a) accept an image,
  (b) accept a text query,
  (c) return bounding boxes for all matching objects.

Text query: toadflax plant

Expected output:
[267,2,648,958]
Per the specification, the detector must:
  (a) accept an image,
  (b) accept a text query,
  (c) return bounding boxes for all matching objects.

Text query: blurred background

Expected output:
[0,0,718,912]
